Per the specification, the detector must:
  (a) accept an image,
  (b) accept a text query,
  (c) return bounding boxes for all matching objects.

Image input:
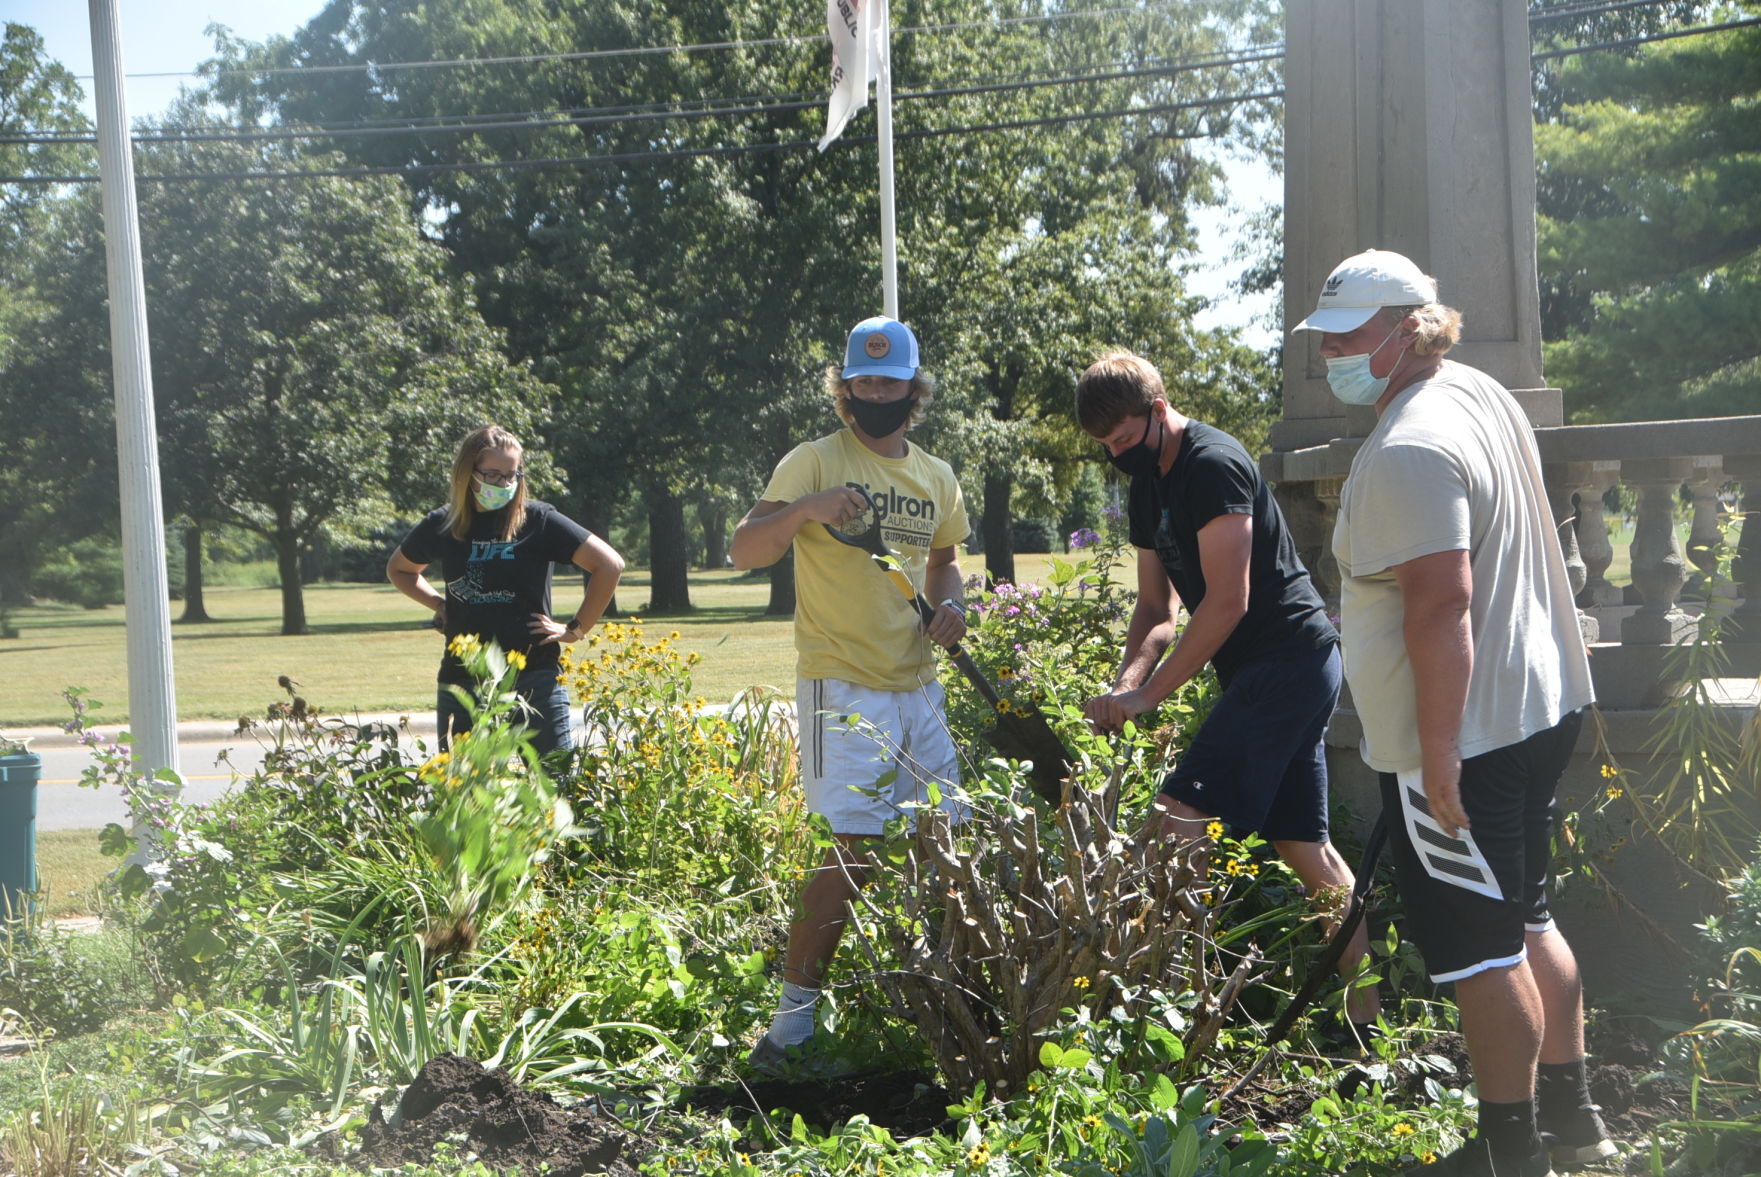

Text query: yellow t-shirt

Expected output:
[762,429,971,691]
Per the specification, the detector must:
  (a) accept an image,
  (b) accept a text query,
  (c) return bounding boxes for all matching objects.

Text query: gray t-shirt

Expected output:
[1331,360,1594,772]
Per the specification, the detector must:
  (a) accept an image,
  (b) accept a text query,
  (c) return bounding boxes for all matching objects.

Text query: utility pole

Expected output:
[88,0,179,778]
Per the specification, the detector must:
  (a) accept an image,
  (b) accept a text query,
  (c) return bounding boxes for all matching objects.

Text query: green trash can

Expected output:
[0,751,39,921]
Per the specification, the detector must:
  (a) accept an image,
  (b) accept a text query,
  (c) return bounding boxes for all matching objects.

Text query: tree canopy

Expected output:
[1535,4,1760,422]
[224,0,1280,590]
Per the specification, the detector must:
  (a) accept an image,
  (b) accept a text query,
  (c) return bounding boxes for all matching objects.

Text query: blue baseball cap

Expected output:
[842,316,920,380]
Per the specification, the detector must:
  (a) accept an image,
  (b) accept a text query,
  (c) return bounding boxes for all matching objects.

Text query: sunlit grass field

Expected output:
[0,552,1082,726]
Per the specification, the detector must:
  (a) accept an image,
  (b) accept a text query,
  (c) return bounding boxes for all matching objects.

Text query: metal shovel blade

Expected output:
[981,709,1073,804]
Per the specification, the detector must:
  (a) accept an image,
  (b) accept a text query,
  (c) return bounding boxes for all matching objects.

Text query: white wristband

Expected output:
[941,598,966,617]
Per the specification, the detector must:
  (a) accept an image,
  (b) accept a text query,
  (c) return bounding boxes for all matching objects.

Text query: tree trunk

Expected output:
[698,501,727,570]
[579,496,619,617]
[646,487,692,613]
[982,466,1016,586]
[766,548,796,616]
[180,521,211,622]
[982,362,1020,586]
[274,528,308,635]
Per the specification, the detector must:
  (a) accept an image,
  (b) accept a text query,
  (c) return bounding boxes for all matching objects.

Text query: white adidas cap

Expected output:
[1291,249,1439,334]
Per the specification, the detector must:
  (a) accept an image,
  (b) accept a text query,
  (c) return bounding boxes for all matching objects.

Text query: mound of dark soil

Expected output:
[346,1054,649,1176]
[681,1069,953,1138]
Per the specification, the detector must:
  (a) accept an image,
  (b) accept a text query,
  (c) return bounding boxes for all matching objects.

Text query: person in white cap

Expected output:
[1296,250,1612,1177]
[730,315,971,1074]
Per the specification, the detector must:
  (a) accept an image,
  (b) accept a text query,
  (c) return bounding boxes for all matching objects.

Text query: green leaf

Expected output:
[97,822,131,858]
[1167,1122,1200,1177]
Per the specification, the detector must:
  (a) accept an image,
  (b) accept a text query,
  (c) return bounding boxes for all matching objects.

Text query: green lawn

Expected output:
[0,552,1083,726]
[35,829,109,919]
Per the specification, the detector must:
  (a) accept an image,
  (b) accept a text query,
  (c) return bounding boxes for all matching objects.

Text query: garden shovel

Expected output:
[1265,809,1388,1046]
[821,494,1076,804]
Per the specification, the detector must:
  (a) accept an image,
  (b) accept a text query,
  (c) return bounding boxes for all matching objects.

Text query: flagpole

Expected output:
[874,0,898,317]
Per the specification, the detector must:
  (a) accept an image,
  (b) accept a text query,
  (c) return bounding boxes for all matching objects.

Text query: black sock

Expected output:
[1536,1058,1592,1118]
[1477,1098,1540,1161]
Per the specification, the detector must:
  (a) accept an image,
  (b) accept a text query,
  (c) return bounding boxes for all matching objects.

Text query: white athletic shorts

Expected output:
[797,675,967,837]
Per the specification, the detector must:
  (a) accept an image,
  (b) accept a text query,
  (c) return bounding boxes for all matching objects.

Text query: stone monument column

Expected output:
[1274,0,1559,454]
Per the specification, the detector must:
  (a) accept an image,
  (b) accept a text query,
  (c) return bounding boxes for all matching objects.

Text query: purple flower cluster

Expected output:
[1069,527,1101,550]
[969,579,1047,623]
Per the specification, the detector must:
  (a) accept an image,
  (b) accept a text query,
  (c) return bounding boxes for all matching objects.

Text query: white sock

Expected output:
[766,980,820,1047]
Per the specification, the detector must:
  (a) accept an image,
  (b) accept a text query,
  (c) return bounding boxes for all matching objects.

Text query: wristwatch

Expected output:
[941,598,966,618]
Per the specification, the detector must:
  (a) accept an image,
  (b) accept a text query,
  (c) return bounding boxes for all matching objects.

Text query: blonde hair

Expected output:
[1074,349,1165,436]
[823,366,937,428]
[444,424,527,541]
[1384,303,1463,356]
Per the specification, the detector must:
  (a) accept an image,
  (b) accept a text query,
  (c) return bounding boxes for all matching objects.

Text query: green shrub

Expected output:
[28,536,126,609]
[0,916,151,1037]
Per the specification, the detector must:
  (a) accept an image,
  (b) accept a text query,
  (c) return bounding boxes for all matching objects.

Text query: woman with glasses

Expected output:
[387,424,624,753]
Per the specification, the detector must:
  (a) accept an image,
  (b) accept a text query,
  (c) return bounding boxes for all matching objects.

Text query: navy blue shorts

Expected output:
[1159,641,1340,843]
[1378,708,1585,983]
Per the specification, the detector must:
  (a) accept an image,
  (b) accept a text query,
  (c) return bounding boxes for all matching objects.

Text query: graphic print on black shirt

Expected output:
[1125,421,1334,686]
[398,501,591,686]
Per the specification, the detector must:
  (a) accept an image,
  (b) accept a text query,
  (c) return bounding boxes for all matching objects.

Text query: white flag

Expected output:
[818,0,873,151]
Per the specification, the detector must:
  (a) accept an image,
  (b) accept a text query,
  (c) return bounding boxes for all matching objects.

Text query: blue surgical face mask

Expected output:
[474,477,517,512]
[1324,323,1404,405]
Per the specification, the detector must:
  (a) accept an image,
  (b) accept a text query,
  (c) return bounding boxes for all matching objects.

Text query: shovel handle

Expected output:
[1265,811,1389,1046]
[876,560,1007,712]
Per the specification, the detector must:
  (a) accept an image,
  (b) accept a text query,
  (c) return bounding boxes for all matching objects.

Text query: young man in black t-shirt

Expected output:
[1075,350,1378,1031]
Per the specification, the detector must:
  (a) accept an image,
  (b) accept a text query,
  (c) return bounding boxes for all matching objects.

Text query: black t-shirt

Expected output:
[1126,421,1334,686]
[399,500,591,686]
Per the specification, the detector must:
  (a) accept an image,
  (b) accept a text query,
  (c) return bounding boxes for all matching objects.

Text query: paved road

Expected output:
[22,717,433,832]
[19,700,777,833]
[35,739,268,832]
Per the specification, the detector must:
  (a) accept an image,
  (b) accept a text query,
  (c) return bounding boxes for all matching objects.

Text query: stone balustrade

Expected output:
[1263,414,1761,708]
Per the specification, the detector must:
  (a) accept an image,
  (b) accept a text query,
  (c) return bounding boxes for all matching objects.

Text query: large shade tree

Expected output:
[0,24,96,605]
[216,0,1282,597]
[1533,2,1757,420]
[4,118,552,633]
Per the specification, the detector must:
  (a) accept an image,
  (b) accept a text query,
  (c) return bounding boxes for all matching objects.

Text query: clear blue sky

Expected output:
[9,0,326,122]
[9,0,1278,344]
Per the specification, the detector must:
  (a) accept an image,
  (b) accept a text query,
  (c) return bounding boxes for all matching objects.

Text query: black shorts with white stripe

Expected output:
[1377,709,1585,984]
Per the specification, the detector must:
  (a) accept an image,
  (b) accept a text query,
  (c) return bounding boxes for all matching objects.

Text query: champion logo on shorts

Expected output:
[1395,770,1503,901]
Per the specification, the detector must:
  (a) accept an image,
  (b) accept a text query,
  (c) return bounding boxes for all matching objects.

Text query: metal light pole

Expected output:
[874,0,898,318]
[88,0,180,778]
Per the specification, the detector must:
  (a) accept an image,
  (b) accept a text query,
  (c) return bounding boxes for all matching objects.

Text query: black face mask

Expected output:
[1105,413,1163,479]
[849,393,916,439]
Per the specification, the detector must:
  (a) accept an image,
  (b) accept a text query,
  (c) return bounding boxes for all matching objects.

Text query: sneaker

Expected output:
[745,1033,798,1077]
[744,1033,854,1080]
[1319,1018,1384,1059]
[1401,1136,1556,1177]
[1539,1106,1618,1171]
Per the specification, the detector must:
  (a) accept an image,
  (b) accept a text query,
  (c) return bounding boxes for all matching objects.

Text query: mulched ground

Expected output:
[312,1020,1737,1174]
[680,1067,954,1138]
[332,1054,653,1176]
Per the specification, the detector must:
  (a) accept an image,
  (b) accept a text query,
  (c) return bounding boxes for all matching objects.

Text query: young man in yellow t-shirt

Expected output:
[731,316,971,1072]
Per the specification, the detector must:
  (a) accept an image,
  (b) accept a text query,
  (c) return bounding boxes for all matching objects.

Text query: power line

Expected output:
[1531,15,1761,58]
[0,88,1284,185]
[6,19,1745,178]
[1,49,1283,148]
[1528,0,1682,26]
[8,42,1277,139]
[74,3,1207,83]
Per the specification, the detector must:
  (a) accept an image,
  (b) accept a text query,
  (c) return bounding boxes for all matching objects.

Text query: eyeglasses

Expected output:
[474,467,524,487]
